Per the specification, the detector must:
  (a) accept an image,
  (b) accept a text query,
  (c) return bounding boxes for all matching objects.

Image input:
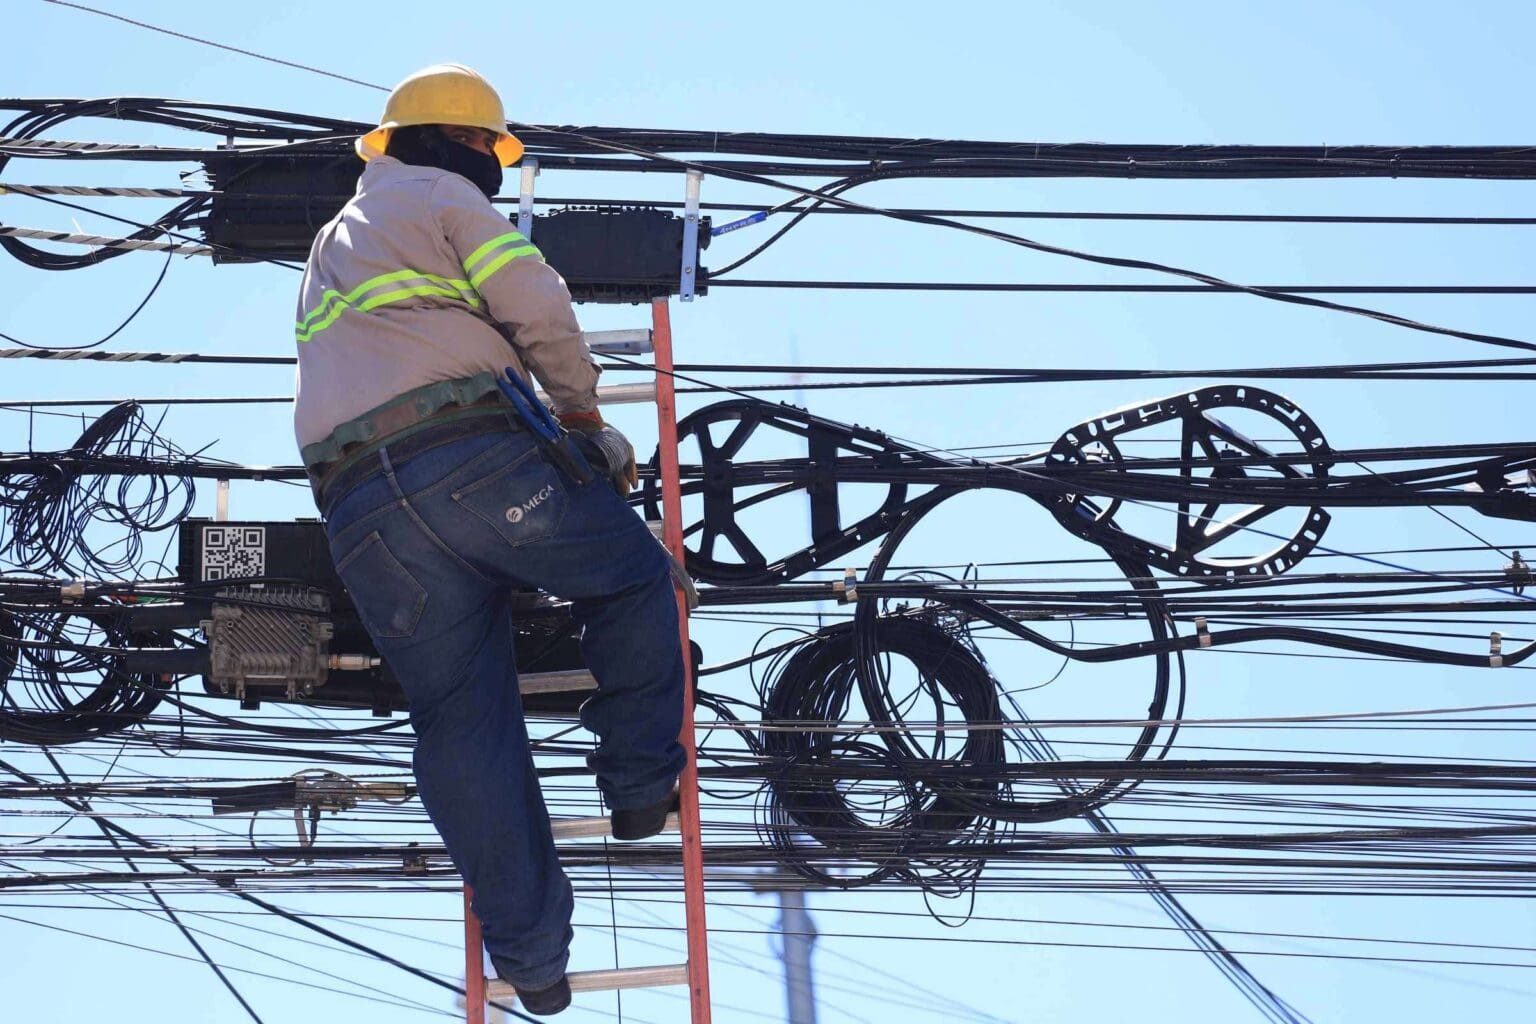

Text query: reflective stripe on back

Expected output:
[296,268,480,342]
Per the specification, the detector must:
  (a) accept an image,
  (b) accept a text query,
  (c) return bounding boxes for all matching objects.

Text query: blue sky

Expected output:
[4,1,1536,1022]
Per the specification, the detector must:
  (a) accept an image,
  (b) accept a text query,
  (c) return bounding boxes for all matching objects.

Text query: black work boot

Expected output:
[513,975,571,1016]
[611,791,680,841]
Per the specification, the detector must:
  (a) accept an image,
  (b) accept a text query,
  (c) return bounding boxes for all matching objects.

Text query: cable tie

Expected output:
[833,567,859,603]
[60,579,85,604]
[1505,551,1529,596]
[1195,616,1212,648]
[1491,632,1504,668]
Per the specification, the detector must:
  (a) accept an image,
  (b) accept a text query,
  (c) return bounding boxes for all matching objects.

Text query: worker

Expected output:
[292,64,686,1016]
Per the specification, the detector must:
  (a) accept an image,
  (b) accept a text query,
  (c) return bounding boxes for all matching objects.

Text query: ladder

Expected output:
[462,297,713,1022]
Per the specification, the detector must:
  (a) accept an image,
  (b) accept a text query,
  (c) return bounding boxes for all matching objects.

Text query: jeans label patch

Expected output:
[506,483,556,524]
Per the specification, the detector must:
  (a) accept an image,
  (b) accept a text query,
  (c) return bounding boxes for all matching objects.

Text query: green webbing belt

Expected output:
[301,372,505,475]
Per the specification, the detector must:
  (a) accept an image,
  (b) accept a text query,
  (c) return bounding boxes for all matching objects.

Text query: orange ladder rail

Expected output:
[463,296,712,1023]
[653,296,714,1024]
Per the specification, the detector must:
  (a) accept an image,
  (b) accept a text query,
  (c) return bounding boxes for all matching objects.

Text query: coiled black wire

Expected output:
[729,483,1185,894]
[0,402,196,576]
[759,616,1002,890]
[855,490,1181,823]
[0,607,171,745]
[0,100,209,271]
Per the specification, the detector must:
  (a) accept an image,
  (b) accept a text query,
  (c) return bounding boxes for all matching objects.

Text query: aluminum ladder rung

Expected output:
[487,963,689,1002]
[535,381,656,406]
[550,811,679,841]
[583,329,653,356]
[517,669,596,695]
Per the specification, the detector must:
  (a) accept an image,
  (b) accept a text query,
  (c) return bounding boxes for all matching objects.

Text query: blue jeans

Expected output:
[322,416,686,988]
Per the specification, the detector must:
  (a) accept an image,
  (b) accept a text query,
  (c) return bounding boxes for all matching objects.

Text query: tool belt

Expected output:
[303,372,511,505]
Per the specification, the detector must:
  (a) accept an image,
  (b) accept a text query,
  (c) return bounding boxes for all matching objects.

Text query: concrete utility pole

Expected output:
[777,888,819,1024]
[771,379,823,1024]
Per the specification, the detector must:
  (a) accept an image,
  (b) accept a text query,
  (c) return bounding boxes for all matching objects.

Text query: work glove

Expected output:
[657,538,700,611]
[559,411,639,497]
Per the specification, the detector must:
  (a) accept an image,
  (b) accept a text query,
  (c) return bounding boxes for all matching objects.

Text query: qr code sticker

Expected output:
[202,526,266,581]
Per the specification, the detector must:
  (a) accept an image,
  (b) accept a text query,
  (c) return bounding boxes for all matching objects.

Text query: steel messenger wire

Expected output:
[0,751,542,1023]
[17,179,1536,224]
[9,93,1536,350]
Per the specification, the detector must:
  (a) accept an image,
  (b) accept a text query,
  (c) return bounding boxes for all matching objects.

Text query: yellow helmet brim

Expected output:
[493,133,525,166]
[355,124,524,166]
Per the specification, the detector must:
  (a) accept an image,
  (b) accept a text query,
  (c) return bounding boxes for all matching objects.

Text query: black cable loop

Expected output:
[851,489,1181,823]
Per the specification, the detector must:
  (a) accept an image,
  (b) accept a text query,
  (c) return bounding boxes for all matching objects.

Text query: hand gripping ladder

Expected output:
[463,298,713,1023]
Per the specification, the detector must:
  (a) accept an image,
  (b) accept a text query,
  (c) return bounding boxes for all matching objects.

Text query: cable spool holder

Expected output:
[644,386,1338,588]
[640,399,921,585]
[1043,385,1334,582]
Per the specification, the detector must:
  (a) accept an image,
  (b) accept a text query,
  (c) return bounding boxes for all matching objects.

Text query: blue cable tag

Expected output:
[710,210,769,237]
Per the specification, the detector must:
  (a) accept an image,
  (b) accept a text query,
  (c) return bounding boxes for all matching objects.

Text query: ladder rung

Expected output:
[535,381,655,406]
[486,963,689,1002]
[584,329,653,356]
[518,669,597,695]
[551,811,680,841]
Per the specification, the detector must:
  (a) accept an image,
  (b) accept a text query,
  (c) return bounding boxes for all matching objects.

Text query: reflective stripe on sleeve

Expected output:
[296,268,479,343]
[462,230,542,290]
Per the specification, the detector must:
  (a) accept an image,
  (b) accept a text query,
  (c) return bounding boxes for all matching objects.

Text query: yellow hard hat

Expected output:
[357,63,525,166]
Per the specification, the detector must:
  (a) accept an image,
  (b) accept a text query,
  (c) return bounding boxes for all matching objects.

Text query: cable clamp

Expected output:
[358,782,413,802]
[1195,617,1212,648]
[680,169,704,302]
[517,157,539,240]
[1505,551,1530,596]
[1491,631,1504,668]
[296,774,360,813]
[833,568,859,603]
[60,579,85,604]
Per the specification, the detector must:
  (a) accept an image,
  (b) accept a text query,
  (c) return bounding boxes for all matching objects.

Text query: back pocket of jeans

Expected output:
[335,531,427,639]
[451,449,568,548]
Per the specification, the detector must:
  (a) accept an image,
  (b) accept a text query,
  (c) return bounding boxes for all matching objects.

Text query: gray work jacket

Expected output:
[293,155,599,449]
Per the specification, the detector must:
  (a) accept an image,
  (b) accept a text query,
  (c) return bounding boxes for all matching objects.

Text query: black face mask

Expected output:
[385,125,503,199]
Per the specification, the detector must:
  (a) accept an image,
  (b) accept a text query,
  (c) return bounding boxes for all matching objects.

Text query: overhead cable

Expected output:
[0,223,211,255]
[13,182,1536,226]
